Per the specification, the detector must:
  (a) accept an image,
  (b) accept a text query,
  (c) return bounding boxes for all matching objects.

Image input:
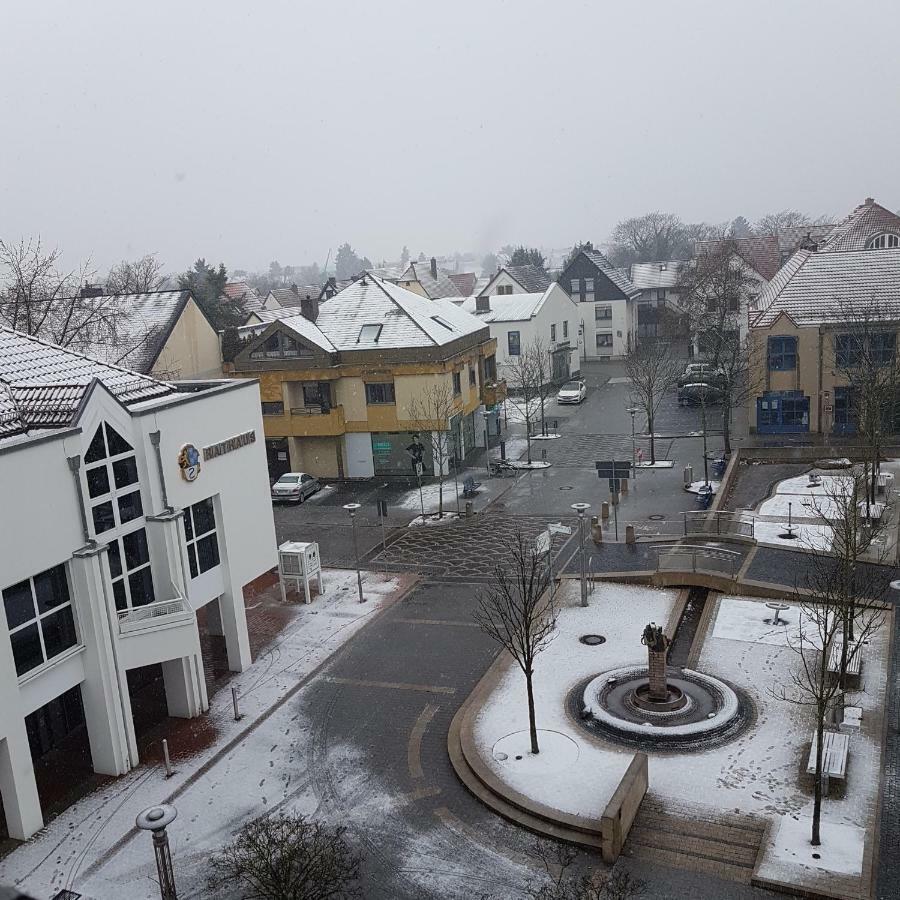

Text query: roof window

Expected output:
[358,324,383,343]
[866,233,900,250]
[431,316,454,331]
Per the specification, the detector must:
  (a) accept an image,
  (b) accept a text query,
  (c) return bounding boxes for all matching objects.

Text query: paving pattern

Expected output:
[368,514,571,579]
[515,433,672,467]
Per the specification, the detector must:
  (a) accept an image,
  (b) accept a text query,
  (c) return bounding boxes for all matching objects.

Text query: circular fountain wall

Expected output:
[571,666,749,750]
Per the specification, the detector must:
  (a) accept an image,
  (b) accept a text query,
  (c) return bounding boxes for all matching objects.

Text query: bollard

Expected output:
[601,500,610,520]
[500,440,506,460]
[591,515,603,544]
[684,465,693,487]
[625,524,636,544]
[465,500,474,518]
[542,448,547,462]
[162,739,174,778]
[621,478,628,495]
[610,491,619,506]
[232,686,242,721]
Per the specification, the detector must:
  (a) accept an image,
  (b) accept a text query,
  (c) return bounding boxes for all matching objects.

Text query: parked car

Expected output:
[678,381,724,406]
[677,363,725,389]
[271,472,321,503]
[557,379,587,404]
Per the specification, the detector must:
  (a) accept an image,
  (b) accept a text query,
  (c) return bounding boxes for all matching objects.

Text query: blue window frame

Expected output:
[768,335,797,371]
[834,334,861,368]
[870,332,896,366]
[756,391,809,434]
[833,386,857,434]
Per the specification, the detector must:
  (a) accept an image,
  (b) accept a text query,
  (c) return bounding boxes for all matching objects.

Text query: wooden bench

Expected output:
[827,641,863,679]
[807,730,850,794]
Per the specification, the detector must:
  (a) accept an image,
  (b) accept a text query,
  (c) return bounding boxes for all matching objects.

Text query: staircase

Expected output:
[623,797,767,884]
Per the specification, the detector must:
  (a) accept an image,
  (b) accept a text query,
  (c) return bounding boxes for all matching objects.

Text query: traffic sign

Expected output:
[596,460,632,479]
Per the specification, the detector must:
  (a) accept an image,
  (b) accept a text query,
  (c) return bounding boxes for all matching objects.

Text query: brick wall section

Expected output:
[648,649,668,700]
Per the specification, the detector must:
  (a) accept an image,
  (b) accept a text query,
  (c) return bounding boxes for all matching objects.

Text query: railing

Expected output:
[655,544,743,580]
[682,511,755,539]
[117,597,188,632]
[290,404,340,416]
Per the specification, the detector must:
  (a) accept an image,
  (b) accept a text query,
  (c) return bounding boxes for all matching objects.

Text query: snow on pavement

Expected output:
[0,569,413,900]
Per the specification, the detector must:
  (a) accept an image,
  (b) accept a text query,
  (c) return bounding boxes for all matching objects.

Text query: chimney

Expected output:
[476,295,490,313]
[80,283,104,298]
[430,257,438,279]
[300,292,319,323]
[865,197,875,206]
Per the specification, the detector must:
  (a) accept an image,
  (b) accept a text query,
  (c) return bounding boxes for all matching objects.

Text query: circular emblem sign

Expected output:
[178,444,201,482]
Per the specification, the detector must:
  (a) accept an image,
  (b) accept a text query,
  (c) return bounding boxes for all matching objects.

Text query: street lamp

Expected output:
[482,410,492,476]
[136,804,179,900]
[343,503,364,602]
[571,502,591,607]
[627,406,639,478]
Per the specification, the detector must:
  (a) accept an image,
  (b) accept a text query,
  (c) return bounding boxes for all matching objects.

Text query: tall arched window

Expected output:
[866,232,900,250]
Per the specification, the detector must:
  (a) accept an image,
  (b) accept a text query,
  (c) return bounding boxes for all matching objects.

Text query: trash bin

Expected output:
[683,465,693,487]
[711,458,727,478]
[465,500,474,518]
[695,487,713,510]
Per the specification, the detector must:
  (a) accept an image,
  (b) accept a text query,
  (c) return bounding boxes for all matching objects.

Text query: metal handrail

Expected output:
[289,404,341,416]
[655,544,742,579]
[117,597,187,627]
[682,510,755,539]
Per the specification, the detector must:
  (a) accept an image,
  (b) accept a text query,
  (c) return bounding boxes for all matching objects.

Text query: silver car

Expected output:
[271,472,321,503]
[556,379,587,404]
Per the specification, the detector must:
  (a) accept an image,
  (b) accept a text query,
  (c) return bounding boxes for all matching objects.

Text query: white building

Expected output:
[459,283,580,381]
[629,261,685,341]
[476,265,552,298]
[0,327,276,840]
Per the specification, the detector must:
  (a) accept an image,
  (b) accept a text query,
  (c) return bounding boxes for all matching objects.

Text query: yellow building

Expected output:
[229,275,503,479]
[749,198,900,436]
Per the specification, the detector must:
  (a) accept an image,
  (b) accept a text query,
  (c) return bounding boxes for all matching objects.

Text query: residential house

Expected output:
[629,261,685,340]
[773,225,835,264]
[749,198,900,435]
[449,272,478,297]
[230,275,502,480]
[557,249,641,358]
[396,259,463,299]
[221,281,275,317]
[476,265,552,299]
[1,290,224,380]
[0,328,275,838]
[460,283,580,382]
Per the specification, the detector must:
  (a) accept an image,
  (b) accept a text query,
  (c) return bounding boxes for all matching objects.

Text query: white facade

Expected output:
[0,378,276,839]
[578,297,632,359]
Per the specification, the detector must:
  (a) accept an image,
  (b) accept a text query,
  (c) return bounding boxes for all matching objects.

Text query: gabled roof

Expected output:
[580,250,641,298]
[774,224,834,255]
[459,291,546,323]
[478,265,552,297]
[241,276,486,356]
[751,250,812,321]
[268,285,324,308]
[751,248,900,328]
[398,262,462,299]
[629,261,684,290]
[695,236,781,280]
[819,198,900,253]
[0,327,173,442]
[449,272,478,297]
[222,281,265,314]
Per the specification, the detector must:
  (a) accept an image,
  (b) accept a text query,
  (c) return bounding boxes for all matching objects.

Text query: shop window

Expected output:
[768,336,797,370]
[3,564,78,677]
[365,383,395,404]
[184,498,220,579]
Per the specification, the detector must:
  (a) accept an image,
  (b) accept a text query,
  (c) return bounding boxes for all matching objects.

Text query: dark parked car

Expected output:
[678,382,723,406]
[677,363,725,389]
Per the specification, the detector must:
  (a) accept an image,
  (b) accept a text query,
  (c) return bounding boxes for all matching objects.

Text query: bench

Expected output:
[462,476,481,497]
[827,641,863,679]
[807,730,850,794]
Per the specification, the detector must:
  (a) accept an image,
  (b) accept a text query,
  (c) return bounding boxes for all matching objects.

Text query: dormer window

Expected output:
[358,324,383,343]
[866,232,900,250]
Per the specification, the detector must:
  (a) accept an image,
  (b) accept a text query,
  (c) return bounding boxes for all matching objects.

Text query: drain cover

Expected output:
[648,514,665,521]
[580,634,606,646]
[559,485,574,491]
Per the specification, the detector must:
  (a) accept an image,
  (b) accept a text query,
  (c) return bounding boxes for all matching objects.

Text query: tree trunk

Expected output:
[648,411,657,464]
[526,670,539,754]
[812,712,825,845]
[722,400,732,455]
[438,478,444,519]
[525,414,533,465]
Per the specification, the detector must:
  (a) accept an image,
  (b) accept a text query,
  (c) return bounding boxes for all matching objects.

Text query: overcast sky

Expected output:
[2,0,899,275]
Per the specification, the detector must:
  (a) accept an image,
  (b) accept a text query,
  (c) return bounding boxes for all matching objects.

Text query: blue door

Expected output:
[757,391,810,434]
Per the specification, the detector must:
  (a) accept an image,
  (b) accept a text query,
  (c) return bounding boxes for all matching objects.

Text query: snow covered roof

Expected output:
[222,281,266,314]
[459,291,546,323]
[449,272,477,296]
[819,198,900,253]
[752,248,900,328]
[581,250,641,298]
[695,236,781,280]
[242,275,487,355]
[629,261,684,290]
[398,261,462,299]
[0,327,173,443]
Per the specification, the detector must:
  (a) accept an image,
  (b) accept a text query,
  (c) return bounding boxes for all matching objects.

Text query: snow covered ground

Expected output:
[748,519,833,551]
[471,585,889,892]
[0,569,414,900]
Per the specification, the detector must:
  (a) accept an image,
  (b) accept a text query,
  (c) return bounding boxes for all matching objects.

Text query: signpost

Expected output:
[596,462,631,542]
[376,499,388,551]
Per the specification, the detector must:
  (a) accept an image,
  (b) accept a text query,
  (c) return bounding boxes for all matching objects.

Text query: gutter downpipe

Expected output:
[150,429,173,513]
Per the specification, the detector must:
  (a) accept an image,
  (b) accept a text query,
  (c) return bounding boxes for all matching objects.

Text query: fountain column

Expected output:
[642,623,670,702]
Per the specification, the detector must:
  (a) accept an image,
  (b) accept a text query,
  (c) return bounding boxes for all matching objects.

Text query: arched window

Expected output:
[866,232,900,250]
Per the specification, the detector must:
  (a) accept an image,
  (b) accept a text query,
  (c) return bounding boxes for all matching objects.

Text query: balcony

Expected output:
[118,596,193,634]
[263,404,346,438]
[482,380,507,408]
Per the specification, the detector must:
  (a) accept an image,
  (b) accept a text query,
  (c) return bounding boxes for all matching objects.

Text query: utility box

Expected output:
[278,540,323,604]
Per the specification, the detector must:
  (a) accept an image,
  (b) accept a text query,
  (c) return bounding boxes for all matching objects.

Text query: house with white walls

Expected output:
[0,328,276,840]
[476,265,552,299]
[459,282,580,381]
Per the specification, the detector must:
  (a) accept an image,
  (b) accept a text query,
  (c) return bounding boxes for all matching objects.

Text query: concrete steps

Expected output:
[622,798,766,884]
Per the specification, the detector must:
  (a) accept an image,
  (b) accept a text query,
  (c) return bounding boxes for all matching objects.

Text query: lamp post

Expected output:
[136,804,179,900]
[482,410,492,476]
[627,406,639,478]
[343,503,364,602]
[571,502,591,607]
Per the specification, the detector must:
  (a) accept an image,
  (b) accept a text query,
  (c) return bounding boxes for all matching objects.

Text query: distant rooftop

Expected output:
[630,261,685,290]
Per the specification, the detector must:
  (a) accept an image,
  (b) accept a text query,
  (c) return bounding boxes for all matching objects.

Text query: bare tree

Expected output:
[772,471,889,846]
[827,295,900,512]
[475,529,556,755]
[753,209,812,238]
[408,381,462,519]
[527,840,645,900]
[206,812,361,900]
[105,253,167,293]
[502,338,553,464]
[608,212,687,266]
[624,339,681,465]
